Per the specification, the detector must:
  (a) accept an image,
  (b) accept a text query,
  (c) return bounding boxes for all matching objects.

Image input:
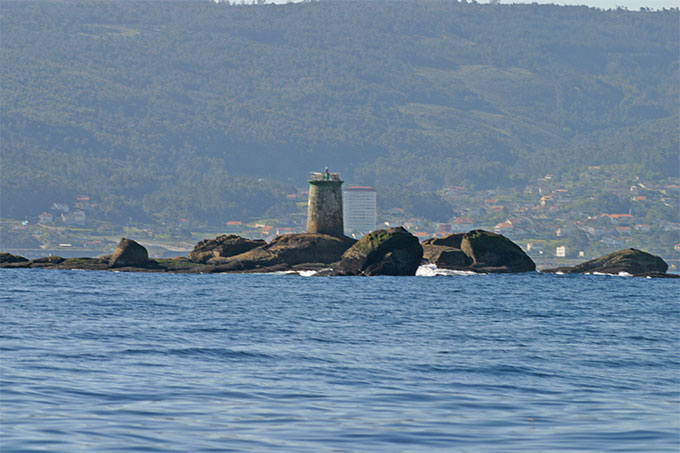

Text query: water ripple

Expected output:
[1,270,678,451]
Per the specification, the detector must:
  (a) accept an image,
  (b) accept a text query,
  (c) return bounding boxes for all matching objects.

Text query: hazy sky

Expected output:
[507,0,678,10]
[267,0,678,11]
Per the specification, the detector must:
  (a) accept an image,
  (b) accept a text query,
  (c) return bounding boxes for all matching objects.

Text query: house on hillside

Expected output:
[526,242,544,255]
[61,210,86,226]
[603,213,634,225]
[450,217,474,233]
[581,225,607,238]
[540,195,554,207]
[38,212,53,224]
[225,220,242,231]
[437,223,452,235]
[494,220,514,235]
[600,235,623,246]
[633,224,651,233]
[615,226,632,235]
[660,221,680,232]
[51,203,70,213]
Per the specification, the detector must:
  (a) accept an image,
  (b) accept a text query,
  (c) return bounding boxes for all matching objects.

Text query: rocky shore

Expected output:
[1,228,676,278]
[542,248,679,278]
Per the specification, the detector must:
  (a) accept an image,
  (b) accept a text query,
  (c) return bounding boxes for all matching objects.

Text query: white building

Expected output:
[61,210,86,226]
[450,217,474,233]
[343,186,377,237]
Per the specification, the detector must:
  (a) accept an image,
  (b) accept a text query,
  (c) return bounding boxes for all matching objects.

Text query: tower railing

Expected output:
[309,171,342,181]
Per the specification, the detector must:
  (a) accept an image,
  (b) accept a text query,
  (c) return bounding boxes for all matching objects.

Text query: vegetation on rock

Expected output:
[109,238,149,267]
[543,248,672,276]
[422,230,535,272]
[461,229,536,272]
[422,245,472,269]
[189,235,266,263]
[204,233,355,271]
[336,227,423,276]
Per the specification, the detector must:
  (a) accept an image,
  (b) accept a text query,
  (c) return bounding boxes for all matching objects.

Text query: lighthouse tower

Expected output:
[306,168,344,237]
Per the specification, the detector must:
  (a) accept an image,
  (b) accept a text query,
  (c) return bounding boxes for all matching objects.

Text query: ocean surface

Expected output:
[1,268,678,452]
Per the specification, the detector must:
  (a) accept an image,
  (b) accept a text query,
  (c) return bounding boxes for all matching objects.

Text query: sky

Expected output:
[506,0,679,10]
[265,0,679,11]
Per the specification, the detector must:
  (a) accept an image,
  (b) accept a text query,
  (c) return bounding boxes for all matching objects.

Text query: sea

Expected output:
[1,267,678,452]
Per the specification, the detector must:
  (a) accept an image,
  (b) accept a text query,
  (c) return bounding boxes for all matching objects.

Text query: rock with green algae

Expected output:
[332,227,423,276]
[188,235,266,264]
[422,230,535,273]
[422,244,471,269]
[206,233,356,272]
[543,248,676,278]
[0,252,30,268]
[460,230,535,273]
[30,256,65,267]
[109,238,149,267]
[422,233,465,249]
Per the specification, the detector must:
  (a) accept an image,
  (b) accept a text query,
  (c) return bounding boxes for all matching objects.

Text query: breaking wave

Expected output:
[416,263,480,277]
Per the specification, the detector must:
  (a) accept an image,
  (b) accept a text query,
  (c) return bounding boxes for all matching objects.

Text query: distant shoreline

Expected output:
[3,248,678,273]
[1,248,190,260]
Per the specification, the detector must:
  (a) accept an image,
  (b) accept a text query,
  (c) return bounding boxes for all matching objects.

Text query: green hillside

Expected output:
[1,0,678,224]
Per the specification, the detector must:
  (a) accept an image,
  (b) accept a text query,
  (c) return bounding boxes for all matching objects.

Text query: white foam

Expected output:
[298,270,320,277]
[589,271,633,277]
[416,264,480,277]
[272,269,327,277]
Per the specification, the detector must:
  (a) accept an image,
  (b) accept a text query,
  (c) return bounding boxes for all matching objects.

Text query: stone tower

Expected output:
[306,169,344,237]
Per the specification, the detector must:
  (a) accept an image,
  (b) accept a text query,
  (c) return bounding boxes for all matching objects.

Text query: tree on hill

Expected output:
[0,0,677,224]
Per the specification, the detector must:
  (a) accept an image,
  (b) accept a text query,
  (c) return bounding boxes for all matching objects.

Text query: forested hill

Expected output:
[1,0,678,224]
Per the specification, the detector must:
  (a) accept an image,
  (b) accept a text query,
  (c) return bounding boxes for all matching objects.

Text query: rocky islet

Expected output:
[542,248,677,278]
[1,229,675,278]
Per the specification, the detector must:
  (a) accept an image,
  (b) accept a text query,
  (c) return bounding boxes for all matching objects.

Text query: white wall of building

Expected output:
[343,186,377,237]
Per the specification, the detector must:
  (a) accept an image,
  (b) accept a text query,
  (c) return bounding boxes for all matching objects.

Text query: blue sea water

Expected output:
[1,268,678,452]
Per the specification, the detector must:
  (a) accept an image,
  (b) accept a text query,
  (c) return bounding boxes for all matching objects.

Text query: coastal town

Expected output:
[2,165,679,270]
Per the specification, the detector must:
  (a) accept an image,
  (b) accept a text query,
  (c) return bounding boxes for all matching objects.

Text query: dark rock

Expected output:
[460,230,535,273]
[189,235,265,264]
[422,233,465,249]
[30,256,65,267]
[205,262,292,274]
[152,257,204,272]
[422,244,472,269]
[208,247,274,269]
[0,252,30,264]
[266,233,355,264]
[0,260,32,269]
[334,227,423,276]
[635,271,680,279]
[1,262,32,268]
[109,238,149,267]
[54,257,111,271]
[543,248,669,277]
[107,260,163,272]
[31,255,65,264]
[208,233,356,272]
[421,230,535,273]
[99,254,112,263]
